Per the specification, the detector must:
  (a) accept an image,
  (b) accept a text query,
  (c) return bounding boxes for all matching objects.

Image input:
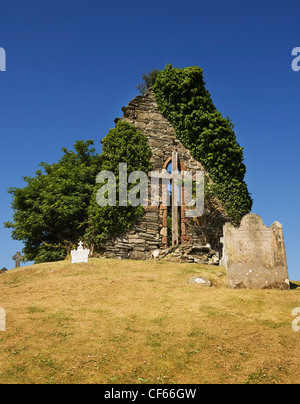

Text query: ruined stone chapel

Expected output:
[103,90,230,264]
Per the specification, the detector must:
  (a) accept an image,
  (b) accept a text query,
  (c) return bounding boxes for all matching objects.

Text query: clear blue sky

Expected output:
[0,0,299,279]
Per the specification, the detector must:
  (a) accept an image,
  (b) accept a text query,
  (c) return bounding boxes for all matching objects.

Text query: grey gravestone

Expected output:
[129,251,146,261]
[12,252,23,268]
[0,267,8,274]
[189,276,212,287]
[71,242,90,264]
[222,213,290,290]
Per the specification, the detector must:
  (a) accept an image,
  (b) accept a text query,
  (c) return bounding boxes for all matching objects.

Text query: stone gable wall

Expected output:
[121,91,205,173]
[103,91,229,261]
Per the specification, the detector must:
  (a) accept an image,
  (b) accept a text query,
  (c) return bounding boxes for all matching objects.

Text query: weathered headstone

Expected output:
[129,250,146,260]
[0,267,8,274]
[189,276,212,287]
[12,252,23,268]
[222,214,289,290]
[71,242,90,264]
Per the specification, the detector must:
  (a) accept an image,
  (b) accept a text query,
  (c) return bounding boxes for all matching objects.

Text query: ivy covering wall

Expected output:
[153,64,252,223]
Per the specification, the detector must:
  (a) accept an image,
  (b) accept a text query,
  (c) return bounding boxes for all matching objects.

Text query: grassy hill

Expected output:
[1,259,300,384]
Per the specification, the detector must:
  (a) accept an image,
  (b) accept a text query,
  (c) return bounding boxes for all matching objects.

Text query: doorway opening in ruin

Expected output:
[166,159,181,247]
[161,152,189,248]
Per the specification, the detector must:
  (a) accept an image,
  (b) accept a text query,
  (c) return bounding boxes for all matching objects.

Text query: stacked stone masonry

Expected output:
[103,91,230,262]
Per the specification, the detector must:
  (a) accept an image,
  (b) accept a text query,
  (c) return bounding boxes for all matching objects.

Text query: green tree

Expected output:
[137,69,159,95]
[85,120,152,248]
[5,140,101,263]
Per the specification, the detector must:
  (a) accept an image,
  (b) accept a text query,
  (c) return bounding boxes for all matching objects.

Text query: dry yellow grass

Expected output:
[0,258,300,384]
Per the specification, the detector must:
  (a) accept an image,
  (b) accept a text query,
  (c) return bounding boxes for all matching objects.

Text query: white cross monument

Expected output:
[71,241,90,264]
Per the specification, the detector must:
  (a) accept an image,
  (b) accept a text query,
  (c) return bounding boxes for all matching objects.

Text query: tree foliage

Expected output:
[85,120,152,248]
[5,122,152,264]
[153,64,252,223]
[137,69,159,95]
[5,141,101,263]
